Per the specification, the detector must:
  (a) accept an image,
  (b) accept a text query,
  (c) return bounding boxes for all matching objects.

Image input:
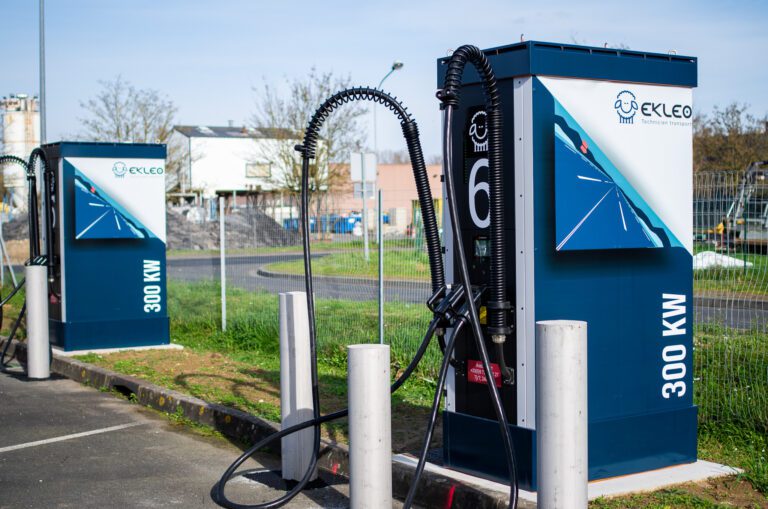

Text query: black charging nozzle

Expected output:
[431,44,519,508]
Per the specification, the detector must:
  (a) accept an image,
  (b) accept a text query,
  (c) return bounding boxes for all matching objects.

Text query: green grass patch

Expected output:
[699,422,768,494]
[0,279,26,338]
[693,245,768,296]
[265,249,431,281]
[694,324,768,434]
[167,238,422,259]
[168,280,440,378]
[591,489,730,508]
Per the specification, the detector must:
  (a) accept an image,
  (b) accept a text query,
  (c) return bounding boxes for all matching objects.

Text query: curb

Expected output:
[257,267,430,287]
[9,341,527,509]
[694,295,768,311]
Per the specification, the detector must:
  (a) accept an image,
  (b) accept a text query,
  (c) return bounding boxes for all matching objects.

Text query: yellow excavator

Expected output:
[712,161,768,252]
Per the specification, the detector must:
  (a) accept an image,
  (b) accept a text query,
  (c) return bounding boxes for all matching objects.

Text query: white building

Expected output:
[168,125,296,200]
[1,94,40,206]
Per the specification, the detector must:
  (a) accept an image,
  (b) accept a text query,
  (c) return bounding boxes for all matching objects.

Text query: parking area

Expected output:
[0,363,356,509]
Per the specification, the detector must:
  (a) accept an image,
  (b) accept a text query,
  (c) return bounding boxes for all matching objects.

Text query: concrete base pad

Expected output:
[53,343,184,357]
[394,455,740,505]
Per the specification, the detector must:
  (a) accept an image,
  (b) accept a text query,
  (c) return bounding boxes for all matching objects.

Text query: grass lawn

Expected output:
[695,323,768,433]
[256,244,768,298]
[694,244,768,297]
[264,249,431,281]
[167,238,422,259]
[72,280,441,452]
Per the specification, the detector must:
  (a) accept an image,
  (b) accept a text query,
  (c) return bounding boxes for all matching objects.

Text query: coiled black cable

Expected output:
[27,148,54,268]
[0,155,29,324]
[403,315,465,507]
[0,154,34,370]
[439,45,510,339]
[439,99,518,509]
[0,155,29,171]
[214,87,445,509]
[301,87,444,292]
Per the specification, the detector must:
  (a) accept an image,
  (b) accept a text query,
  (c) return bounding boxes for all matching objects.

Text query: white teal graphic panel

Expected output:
[66,157,166,243]
[541,77,693,253]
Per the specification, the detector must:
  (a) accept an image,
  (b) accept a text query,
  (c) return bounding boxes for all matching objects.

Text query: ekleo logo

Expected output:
[112,161,164,178]
[468,110,488,152]
[112,161,127,178]
[614,90,638,124]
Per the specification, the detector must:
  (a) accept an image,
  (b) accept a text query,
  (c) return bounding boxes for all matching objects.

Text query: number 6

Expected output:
[469,158,490,229]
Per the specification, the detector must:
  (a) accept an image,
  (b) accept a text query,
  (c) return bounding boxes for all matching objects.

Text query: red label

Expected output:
[467,360,501,387]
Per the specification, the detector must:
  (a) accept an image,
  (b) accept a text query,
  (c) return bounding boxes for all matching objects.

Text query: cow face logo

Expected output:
[614,90,638,124]
[112,161,127,178]
[468,110,488,152]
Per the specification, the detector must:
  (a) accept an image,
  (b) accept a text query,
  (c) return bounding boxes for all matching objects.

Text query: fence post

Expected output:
[279,291,317,482]
[378,189,384,344]
[361,153,370,263]
[219,197,227,331]
[536,320,588,509]
[348,344,392,509]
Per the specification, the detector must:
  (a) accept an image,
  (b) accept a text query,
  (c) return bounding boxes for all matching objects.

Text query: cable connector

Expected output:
[435,89,458,108]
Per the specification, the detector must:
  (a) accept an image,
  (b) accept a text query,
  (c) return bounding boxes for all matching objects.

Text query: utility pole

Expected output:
[39,0,47,144]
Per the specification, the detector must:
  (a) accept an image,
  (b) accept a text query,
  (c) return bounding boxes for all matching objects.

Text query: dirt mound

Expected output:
[166,208,219,251]
[0,208,299,252]
[1,215,28,241]
[167,207,298,251]
[222,208,298,250]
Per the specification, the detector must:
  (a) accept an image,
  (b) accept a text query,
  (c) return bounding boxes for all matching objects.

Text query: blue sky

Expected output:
[1,0,766,159]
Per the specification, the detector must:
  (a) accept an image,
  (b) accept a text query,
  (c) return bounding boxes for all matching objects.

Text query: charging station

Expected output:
[438,42,697,489]
[42,142,169,351]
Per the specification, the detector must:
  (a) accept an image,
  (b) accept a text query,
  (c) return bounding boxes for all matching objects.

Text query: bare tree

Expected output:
[78,76,183,190]
[377,149,410,164]
[251,68,368,197]
[694,103,768,172]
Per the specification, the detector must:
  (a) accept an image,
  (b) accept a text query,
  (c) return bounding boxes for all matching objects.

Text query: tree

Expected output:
[694,103,768,172]
[251,68,368,197]
[78,76,184,191]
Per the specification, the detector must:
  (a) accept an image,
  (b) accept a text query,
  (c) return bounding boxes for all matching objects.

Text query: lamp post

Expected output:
[372,61,402,346]
[371,61,403,235]
[39,0,46,144]
[372,61,404,159]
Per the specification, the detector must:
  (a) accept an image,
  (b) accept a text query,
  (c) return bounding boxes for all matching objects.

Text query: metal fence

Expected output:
[205,190,440,374]
[693,170,768,431]
[163,170,768,432]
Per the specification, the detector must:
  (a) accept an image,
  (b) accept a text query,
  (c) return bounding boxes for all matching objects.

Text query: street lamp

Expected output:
[39,0,47,144]
[373,61,404,159]
[371,61,402,346]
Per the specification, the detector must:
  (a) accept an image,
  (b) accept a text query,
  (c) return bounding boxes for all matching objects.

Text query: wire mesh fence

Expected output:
[0,167,749,430]
[207,189,440,376]
[693,170,768,432]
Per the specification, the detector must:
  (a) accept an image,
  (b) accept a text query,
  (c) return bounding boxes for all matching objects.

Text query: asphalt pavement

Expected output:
[0,362,363,509]
[168,255,768,329]
[168,254,431,304]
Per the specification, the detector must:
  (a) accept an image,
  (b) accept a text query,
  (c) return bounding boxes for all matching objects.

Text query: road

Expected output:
[0,363,365,509]
[168,254,432,304]
[168,255,768,330]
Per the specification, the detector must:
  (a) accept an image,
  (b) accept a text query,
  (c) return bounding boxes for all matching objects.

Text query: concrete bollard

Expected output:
[348,344,392,509]
[25,264,50,380]
[536,320,588,509]
[279,291,316,481]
